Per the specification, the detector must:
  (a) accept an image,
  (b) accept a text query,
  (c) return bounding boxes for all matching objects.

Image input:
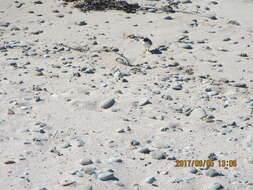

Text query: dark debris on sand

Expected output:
[63,0,140,13]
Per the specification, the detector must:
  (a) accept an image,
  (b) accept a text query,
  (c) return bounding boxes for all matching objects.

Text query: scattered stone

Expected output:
[190,108,207,119]
[145,176,156,184]
[97,172,118,181]
[108,157,123,163]
[77,21,87,26]
[4,160,16,164]
[182,44,193,49]
[131,140,140,146]
[59,179,76,186]
[33,70,44,76]
[31,30,44,35]
[56,14,65,18]
[83,68,95,73]
[139,98,152,106]
[0,22,10,27]
[223,37,231,41]
[206,168,221,177]
[100,98,115,109]
[208,153,218,160]
[172,84,183,90]
[138,147,151,154]
[234,83,247,88]
[164,16,173,20]
[210,183,224,190]
[79,159,93,165]
[189,167,198,174]
[207,14,217,20]
[228,20,240,26]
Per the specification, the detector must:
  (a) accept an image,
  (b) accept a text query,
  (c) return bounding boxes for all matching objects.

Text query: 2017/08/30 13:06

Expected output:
[175,160,237,167]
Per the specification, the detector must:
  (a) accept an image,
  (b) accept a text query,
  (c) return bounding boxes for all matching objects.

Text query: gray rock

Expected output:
[101,98,115,109]
[56,13,64,18]
[207,91,219,96]
[131,140,140,146]
[76,171,84,177]
[31,30,43,35]
[7,41,32,48]
[108,157,123,163]
[167,156,177,160]
[97,172,118,181]
[139,98,152,106]
[208,153,218,160]
[138,147,151,154]
[79,159,93,165]
[182,44,193,49]
[172,84,183,90]
[152,90,161,95]
[190,108,207,119]
[148,8,157,13]
[59,179,76,186]
[114,181,125,186]
[228,20,240,26]
[206,168,221,177]
[145,176,156,184]
[173,178,184,183]
[68,170,78,175]
[77,21,87,26]
[223,37,231,41]
[84,68,95,74]
[210,183,224,190]
[207,14,217,20]
[196,40,205,44]
[234,83,247,88]
[164,16,173,20]
[15,2,25,8]
[0,22,10,27]
[189,167,198,174]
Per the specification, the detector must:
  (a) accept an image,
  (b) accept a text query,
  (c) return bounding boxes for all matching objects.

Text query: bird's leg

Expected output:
[142,49,147,58]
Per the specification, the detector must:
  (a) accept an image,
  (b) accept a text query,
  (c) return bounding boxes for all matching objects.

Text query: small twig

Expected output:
[114,52,132,66]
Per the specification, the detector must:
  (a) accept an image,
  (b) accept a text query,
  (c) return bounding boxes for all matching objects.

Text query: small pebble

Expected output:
[100,98,115,109]
[79,159,93,165]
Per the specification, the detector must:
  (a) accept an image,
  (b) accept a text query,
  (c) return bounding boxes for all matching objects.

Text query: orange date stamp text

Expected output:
[175,160,237,167]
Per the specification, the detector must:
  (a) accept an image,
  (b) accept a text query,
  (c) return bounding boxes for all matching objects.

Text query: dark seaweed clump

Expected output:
[63,0,140,13]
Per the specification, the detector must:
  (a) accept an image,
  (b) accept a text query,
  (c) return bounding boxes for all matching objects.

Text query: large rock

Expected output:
[190,108,207,119]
